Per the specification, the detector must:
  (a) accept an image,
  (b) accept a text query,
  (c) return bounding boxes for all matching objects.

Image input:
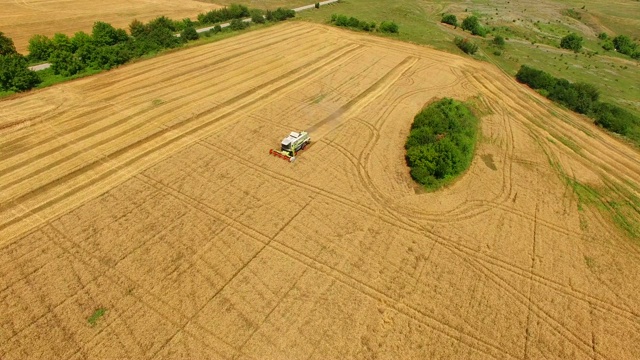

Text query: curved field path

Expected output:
[1,22,639,359]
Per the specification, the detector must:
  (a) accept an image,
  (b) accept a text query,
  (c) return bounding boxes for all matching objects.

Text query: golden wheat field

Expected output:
[1,22,640,359]
[0,0,216,53]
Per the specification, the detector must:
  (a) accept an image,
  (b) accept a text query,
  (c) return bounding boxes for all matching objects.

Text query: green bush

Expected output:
[405,98,479,189]
[250,9,266,24]
[461,16,486,37]
[441,14,458,27]
[181,26,199,41]
[52,33,73,53]
[197,4,250,25]
[330,14,376,32]
[27,34,54,62]
[315,2,320,9]
[598,32,608,40]
[592,103,638,136]
[229,19,249,31]
[516,65,556,89]
[454,37,478,54]
[347,17,360,28]
[379,21,399,34]
[0,31,17,56]
[560,33,583,52]
[612,35,639,57]
[0,54,41,91]
[493,35,505,47]
[92,21,129,47]
[71,31,92,53]
[271,8,296,21]
[172,18,193,32]
[602,39,614,51]
[49,50,85,76]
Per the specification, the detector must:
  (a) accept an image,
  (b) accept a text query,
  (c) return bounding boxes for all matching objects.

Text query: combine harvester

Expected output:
[269,131,311,162]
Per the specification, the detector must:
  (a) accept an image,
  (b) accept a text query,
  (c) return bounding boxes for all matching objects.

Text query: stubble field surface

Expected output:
[1,22,640,359]
[0,0,216,53]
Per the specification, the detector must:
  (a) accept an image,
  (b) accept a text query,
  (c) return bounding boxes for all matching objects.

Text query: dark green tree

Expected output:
[560,33,583,52]
[250,10,265,24]
[129,19,147,38]
[0,31,17,56]
[593,102,639,136]
[271,8,296,21]
[379,21,399,34]
[441,14,458,27]
[228,4,250,18]
[181,26,199,41]
[70,31,92,53]
[347,17,360,28]
[148,16,177,32]
[51,33,73,52]
[92,21,129,46]
[516,65,557,90]
[0,54,41,91]
[49,50,85,76]
[612,35,638,56]
[454,37,478,54]
[229,19,248,31]
[461,16,486,36]
[27,34,54,62]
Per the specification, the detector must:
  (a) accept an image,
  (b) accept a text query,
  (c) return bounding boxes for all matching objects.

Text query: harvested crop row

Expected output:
[1,22,639,359]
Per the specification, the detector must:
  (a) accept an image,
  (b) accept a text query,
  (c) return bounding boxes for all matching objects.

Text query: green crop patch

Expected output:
[87,308,106,327]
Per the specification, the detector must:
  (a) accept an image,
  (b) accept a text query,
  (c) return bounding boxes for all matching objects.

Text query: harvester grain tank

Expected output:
[269,131,311,162]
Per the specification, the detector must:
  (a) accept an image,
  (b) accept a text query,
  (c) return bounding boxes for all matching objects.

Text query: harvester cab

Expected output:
[269,131,311,162]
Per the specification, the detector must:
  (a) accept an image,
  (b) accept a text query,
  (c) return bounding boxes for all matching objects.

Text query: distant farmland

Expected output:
[0,0,215,53]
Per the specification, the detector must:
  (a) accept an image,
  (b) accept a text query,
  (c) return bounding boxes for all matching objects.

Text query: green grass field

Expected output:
[292,0,639,116]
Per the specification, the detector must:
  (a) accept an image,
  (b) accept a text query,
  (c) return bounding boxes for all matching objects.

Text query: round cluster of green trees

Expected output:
[405,98,479,189]
[560,33,583,52]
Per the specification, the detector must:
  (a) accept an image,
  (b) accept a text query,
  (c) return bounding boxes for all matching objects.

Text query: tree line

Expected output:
[516,65,640,144]
[405,98,479,189]
[599,33,640,60]
[0,4,296,94]
[329,14,399,34]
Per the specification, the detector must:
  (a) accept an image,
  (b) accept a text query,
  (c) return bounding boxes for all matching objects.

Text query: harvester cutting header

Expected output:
[269,131,311,162]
